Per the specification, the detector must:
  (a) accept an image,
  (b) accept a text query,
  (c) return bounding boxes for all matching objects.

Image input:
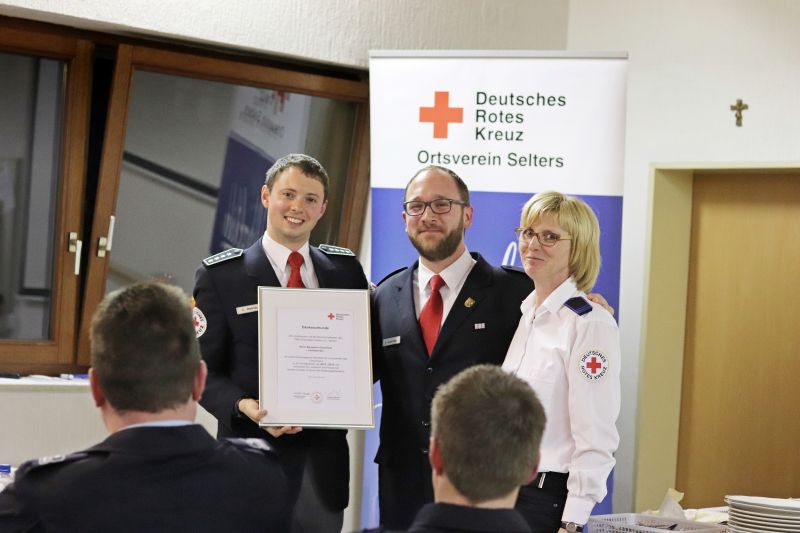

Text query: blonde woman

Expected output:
[502,191,620,533]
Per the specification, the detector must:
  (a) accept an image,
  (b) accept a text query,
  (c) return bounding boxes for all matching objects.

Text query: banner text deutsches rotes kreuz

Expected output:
[418,90,566,169]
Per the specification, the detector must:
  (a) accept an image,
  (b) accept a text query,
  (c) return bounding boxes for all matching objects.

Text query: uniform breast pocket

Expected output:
[525,362,559,408]
[236,312,259,347]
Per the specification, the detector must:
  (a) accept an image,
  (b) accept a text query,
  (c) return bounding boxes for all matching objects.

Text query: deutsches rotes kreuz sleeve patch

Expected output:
[193,307,207,338]
[579,350,608,381]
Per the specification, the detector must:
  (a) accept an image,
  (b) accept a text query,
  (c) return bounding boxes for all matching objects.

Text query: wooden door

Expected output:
[677,172,800,507]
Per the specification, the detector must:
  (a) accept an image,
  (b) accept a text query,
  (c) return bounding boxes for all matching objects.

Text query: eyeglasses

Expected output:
[514,227,571,247]
[403,198,468,216]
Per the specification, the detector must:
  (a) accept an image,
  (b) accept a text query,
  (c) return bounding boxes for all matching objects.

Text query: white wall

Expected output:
[0,380,218,468]
[0,0,568,68]
[566,0,800,512]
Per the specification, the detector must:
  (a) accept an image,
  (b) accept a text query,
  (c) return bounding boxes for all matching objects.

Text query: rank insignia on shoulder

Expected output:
[227,438,275,454]
[203,248,244,267]
[318,244,355,257]
[26,452,89,472]
[564,296,592,316]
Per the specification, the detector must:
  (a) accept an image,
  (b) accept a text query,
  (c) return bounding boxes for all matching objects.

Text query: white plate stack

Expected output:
[725,495,800,533]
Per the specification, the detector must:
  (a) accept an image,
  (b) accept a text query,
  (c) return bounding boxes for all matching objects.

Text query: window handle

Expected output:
[97,215,115,258]
[68,232,82,276]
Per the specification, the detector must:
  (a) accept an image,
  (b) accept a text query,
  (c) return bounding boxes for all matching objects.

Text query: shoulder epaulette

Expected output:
[18,452,90,476]
[226,437,276,455]
[203,248,244,267]
[377,266,408,286]
[564,296,593,316]
[501,264,527,275]
[318,244,355,257]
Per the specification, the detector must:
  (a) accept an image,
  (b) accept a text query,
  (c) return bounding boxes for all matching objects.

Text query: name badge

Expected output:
[382,336,401,347]
[474,323,486,330]
[236,304,259,315]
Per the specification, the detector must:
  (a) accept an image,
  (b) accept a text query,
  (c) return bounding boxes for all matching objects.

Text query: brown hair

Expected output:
[265,153,330,200]
[431,365,545,502]
[90,283,199,413]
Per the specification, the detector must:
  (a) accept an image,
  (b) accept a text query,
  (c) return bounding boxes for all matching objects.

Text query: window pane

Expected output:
[106,70,358,295]
[0,52,64,340]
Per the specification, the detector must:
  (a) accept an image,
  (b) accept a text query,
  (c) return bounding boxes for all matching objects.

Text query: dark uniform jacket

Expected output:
[363,503,532,533]
[371,253,533,529]
[193,239,368,512]
[407,503,532,533]
[0,425,288,533]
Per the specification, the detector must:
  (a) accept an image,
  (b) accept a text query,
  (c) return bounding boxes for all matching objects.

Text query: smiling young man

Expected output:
[370,166,534,529]
[193,153,368,533]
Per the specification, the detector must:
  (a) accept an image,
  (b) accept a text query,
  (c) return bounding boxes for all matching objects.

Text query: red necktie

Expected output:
[287,251,305,288]
[419,274,445,356]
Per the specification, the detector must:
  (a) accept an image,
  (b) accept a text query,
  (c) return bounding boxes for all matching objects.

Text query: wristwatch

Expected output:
[561,522,584,533]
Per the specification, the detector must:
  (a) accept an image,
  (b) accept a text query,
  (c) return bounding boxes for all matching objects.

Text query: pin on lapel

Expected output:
[464,297,476,308]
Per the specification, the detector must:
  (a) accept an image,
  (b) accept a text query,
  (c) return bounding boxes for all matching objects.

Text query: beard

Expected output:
[408,219,465,262]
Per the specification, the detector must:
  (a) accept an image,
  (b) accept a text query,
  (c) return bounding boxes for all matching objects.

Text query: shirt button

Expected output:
[421,421,430,428]
[421,448,428,455]
[425,367,433,374]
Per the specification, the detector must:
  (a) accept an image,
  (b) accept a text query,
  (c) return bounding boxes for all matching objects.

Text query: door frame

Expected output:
[634,163,800,511]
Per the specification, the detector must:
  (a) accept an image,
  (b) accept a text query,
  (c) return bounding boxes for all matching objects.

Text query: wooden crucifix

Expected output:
[730,99,748,127]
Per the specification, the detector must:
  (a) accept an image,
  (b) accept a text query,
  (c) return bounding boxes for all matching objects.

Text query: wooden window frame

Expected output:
[0,23,92,373]
[75,44,370,365]
[0,18,371,373]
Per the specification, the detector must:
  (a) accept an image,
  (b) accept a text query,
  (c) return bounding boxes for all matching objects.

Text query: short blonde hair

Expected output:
[520,191,601,292]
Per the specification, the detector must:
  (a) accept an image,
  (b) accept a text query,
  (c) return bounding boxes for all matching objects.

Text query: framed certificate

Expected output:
[257,287,374,429]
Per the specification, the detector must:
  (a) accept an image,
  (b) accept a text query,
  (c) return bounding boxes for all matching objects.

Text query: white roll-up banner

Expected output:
[363,50,627,527]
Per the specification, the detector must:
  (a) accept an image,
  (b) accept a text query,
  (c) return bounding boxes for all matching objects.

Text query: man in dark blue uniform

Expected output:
[193,153,368,532]
[371,166,534,529]
[0,282,288,533]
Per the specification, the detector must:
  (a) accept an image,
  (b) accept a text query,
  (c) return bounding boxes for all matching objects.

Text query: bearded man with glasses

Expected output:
[370,165,534,529]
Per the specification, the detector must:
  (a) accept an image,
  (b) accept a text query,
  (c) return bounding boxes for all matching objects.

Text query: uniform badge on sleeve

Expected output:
[579,350,608,381]
[193,307,207,338]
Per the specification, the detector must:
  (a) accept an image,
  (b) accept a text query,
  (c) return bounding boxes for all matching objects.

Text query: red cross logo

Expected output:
[419,91,463,139]
[586,356,602,374]
[579,350,608,381]
[328,313,335,320]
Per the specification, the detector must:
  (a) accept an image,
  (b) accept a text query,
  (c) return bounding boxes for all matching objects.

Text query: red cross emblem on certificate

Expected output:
[328,312,335,320]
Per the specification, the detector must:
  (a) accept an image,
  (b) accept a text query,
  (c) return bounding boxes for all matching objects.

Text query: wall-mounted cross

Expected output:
[730,99,748,127]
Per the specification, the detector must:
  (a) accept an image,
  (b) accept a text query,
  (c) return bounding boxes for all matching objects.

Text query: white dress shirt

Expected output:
[502,277,620,524]
[414,249,477,323]
[261,232,319,288]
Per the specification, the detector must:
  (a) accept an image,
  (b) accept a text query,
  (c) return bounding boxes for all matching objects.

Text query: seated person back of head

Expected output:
[0,282,289,533]
[364,364,546,533]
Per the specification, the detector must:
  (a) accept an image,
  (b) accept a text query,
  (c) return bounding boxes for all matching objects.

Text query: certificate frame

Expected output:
[257,287,374,429]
